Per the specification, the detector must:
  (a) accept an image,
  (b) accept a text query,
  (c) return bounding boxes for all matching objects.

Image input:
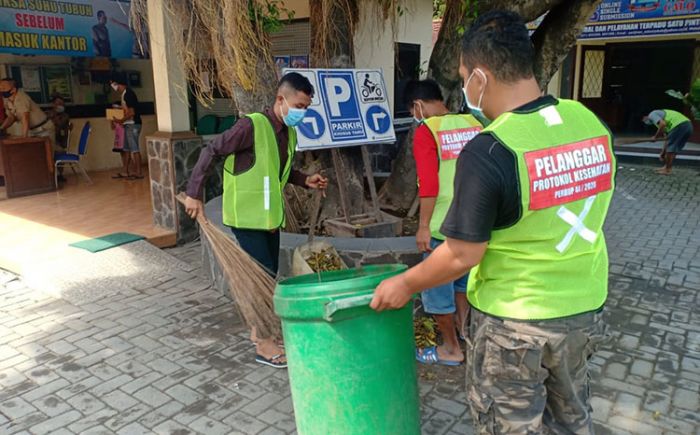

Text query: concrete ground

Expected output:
[0,163,699,434]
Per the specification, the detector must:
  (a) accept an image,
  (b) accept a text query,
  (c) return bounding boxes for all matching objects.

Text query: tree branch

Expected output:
[531,0,602,89]
[479,0,565,22]
[427,0,474,110]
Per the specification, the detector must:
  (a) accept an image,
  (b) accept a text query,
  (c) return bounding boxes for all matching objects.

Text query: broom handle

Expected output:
[307,190,323,244]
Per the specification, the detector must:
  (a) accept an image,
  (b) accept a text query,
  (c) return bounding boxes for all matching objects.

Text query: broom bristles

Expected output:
[177,194,281,339]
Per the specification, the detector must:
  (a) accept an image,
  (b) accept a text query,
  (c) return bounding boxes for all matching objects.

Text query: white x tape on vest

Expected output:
[555,195,598,253]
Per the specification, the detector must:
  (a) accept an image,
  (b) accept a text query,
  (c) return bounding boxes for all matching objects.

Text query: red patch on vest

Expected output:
[525,135,613,210]
[437,127,481,160]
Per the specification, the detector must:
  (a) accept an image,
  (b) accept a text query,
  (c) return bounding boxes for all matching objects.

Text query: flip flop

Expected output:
[416,346,462,366]
[256,354,287,369]
[112,173,129,179]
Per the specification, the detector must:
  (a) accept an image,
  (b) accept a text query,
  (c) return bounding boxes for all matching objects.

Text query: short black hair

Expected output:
[109,73,127,86]
[51,94,64,103]
[461,10,534,83]
[403,79,443,109]
[278,72,314,97]
[97,10,106,18]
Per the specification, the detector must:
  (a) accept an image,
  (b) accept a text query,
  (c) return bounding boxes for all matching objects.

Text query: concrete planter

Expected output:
[201,196,420,298]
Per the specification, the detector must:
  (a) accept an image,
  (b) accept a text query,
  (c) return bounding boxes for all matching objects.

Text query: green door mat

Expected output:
[70,232,145,253]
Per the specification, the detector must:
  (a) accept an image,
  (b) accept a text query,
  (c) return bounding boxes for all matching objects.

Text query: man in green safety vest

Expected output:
[185,73,328,368]
[371,11,615,434]
[404,79,482,366]
[643,108,693,175]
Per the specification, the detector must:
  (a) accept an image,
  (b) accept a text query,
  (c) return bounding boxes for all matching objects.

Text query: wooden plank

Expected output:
[361,145,383,222]
[307,191,323,244]
[331,148,352,224]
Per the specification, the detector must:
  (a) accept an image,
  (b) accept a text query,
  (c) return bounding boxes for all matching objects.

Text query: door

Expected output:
[578,46,608,122]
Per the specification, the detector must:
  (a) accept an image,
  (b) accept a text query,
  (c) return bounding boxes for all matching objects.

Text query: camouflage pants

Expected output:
[464,308,607,434]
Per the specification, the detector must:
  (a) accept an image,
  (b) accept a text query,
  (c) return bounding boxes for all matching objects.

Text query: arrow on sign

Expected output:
[371,111,387,131]
[303,116,320,135]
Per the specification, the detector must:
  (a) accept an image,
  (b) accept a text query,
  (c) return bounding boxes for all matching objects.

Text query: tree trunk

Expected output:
[428,0,566,105]
[531,0,603,89]
[427,0,473,111]
[231,41,278,114]
[378,128,416,211]
[308,0,368,221]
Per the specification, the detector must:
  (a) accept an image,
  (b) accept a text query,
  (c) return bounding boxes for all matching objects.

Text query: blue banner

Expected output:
[0,0,148,59]
[580,0,700,39]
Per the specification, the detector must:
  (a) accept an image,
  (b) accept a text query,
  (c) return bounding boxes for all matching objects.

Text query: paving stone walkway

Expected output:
[0,163,699,434]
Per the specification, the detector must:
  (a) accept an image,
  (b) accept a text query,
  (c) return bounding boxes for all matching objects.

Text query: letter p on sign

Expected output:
[324,77,352,117]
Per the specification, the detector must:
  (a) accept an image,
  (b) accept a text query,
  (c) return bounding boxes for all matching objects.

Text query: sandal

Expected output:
[112,173,129,179]
[256,354,287,369]
[416,346,462,366]
[128,175,145,180]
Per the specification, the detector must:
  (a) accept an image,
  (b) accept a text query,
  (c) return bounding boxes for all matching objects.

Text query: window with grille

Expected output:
[693,44,700,81]
[270,21,311,56]
[582,49,604,99]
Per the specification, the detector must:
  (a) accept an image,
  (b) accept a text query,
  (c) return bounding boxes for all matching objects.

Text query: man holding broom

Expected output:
[185,72,328,368]
[371,11,613,433]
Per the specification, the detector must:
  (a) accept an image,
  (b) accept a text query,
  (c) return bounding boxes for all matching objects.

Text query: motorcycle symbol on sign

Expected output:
[358,72,385,103]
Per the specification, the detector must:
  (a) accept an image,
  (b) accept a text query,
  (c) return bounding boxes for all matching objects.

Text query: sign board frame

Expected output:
[283,68,396,151]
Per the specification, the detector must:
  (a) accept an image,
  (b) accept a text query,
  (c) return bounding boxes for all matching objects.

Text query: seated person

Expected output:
[47,95,71,150]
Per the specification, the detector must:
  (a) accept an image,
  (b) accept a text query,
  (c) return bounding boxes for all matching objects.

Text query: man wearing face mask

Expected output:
[371,11,615,434]
[184,72,327,368]
[404,79,482,366]
[0,78,55,146]
[109,75,143,179]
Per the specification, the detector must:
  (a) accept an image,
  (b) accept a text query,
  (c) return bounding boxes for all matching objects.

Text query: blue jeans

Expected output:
[667,121,693,153]
[230,228,280,277]
[123,124,141,153]
[420,238,468,315]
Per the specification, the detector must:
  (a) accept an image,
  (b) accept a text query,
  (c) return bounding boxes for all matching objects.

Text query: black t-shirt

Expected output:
[440,95,560,242]
[123,88,142,125]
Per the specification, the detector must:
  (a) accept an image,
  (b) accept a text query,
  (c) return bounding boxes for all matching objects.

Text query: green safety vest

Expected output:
[467,99,616,320]
[222,113,296,230]
[662,109,690,133]
[423,114,482,240]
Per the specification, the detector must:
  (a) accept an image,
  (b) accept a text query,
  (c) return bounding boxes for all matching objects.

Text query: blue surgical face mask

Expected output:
[1,90,12,98]
[283,97,306,127]
[463,69,488,121]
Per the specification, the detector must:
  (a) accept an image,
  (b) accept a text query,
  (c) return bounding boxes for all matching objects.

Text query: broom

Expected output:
[176,193,281,339]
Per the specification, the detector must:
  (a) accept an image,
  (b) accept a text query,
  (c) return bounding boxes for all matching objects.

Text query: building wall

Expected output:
[281,0,310,19]
[0,54,156,171]
[354,0,433,117]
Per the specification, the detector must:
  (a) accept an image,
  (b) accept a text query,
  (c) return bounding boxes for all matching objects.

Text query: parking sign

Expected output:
[283,68,396,150]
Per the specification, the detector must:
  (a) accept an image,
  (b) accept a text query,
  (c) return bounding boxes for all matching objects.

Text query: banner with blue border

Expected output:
[0,0,147,59]
[580,0,700,39]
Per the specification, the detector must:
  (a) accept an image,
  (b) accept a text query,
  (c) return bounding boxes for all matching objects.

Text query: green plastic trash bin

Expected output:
[274,265,420,435]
